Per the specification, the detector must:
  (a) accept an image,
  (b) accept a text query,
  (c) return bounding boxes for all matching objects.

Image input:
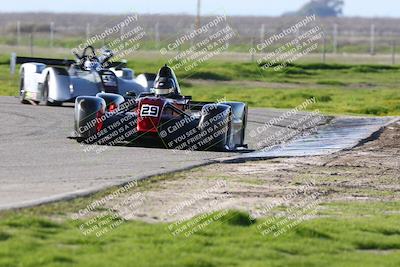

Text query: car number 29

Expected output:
[140,105,160,117]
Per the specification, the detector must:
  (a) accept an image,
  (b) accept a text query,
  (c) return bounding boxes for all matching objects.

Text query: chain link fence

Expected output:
[1,13,399,64]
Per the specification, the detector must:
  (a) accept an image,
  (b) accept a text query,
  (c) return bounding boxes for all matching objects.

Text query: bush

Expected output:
[317,80,346,86]
[317,95,333,102]
[189,71,231,81]
[364,106,389,115]
[282,67,312,76]
[222,211,255,227]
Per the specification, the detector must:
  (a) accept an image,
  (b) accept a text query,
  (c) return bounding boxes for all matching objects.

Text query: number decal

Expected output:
[140,105,160,117]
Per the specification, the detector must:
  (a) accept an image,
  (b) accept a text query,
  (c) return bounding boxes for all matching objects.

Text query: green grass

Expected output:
[0,200,399,267]
[0,171,399,267]
[0,56,18,96]
[136,61,400,116]
[131,60,400,86]
[183,86,400,116]
[1,57,399,116]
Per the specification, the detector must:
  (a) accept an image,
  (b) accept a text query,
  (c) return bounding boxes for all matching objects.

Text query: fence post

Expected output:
[190,24,195,47]
[370,24,375,55]
[17,21,21,46]
[260,24,265,43]
[30,33,34,56]
[50,22,54,48]
[251,37,255,62]
[392,40,396,65]
[120,23,125,40]
[333,23,338,54]
[10,53,16,75]
[321,34,326,63]
[155,22,160,49]
[86,23,90,41]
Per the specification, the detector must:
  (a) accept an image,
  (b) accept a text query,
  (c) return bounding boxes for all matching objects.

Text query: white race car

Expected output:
[14,45,155,106]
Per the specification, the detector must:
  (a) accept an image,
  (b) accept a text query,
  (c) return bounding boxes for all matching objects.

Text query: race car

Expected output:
[15,45,155,106]
[72,65,247,151]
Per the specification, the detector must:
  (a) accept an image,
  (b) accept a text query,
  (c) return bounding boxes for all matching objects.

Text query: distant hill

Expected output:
[284,0,344,17]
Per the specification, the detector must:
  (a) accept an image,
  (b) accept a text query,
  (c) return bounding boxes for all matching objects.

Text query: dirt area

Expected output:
[102,121,400,223]
[185,78,378,91]
[186,79,315,90]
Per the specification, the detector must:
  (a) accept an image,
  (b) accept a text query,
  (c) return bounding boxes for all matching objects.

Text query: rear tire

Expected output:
[19,70,30,105]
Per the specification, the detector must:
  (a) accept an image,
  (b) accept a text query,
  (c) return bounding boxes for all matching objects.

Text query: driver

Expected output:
[153,77,179,97]
[74,45,102,71]
[152,64,182,98]
[83,59,101,71]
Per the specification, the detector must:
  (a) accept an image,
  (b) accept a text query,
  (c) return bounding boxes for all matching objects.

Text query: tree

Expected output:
[285,0,344,17]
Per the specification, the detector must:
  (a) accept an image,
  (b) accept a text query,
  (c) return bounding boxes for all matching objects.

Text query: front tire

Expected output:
[74,96,106,144]
[210,111,232,151]
[43,75,62,106]
[198,104,232,151]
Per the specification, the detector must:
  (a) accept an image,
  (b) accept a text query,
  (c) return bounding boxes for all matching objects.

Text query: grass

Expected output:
[1,49,399,266]
[183,86,400,116]
[1,56,399,116]
[124,59,400,87]
[0,186,399,267]
[0,55,18,96]
[136,61,400,116]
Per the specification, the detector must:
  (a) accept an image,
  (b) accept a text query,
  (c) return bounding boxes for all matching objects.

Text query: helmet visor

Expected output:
[154,88,174,95]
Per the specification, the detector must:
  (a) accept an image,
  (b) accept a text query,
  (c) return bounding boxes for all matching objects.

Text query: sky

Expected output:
[0,0,399,18]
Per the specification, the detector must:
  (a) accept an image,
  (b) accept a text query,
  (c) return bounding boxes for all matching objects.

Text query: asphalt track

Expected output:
[0,96,330,210]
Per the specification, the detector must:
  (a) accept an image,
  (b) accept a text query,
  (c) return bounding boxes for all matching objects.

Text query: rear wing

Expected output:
[10,53,127,75]
[15,56,75,66]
